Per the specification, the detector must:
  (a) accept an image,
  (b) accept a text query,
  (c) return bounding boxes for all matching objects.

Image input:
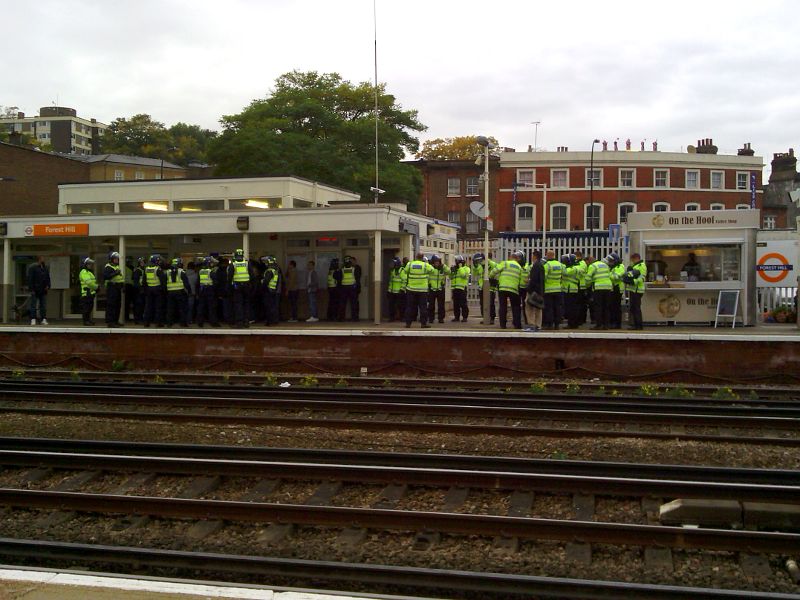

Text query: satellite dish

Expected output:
[687,145,696,154]
[469,201,486,219]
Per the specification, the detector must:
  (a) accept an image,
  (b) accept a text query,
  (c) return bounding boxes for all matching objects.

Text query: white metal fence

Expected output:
[757,287,797,315]
[498,232,626,263]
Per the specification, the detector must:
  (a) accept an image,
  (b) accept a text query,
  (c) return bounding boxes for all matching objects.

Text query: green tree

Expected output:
[100,114,172,158]
[208,70,426,208]
[416,135,500,160]
[168,122,217,165]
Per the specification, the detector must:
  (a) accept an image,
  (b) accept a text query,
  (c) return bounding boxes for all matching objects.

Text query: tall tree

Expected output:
[208,70,426,208]
[416,135,500,160]
[100,115,216,165]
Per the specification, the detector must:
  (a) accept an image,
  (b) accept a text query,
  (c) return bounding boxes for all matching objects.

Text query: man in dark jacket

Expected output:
[26,256,51,325]
[524,250,544,332]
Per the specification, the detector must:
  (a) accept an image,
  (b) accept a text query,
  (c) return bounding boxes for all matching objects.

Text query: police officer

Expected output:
[196,256,220,327]
[574,250,590,326]
[228,248,250,328]
[165,257,190,327]
[142,254,166,327]
[124,257,135,323]
[340,256,359,322]
[490,250,524,329]
[471,253,496,324]
[102,251,124,327]
[131,257,146,325]
[403,252,434,328]
[609,252,625,329]
[562,254,581,328]
[449,255,470,322]
[542,250,564,330]
[79,257,98,326]
[517,253,530,325]
[427,254,447,325]
[625,253,647,330]
[326,258,342,321]
[262,256,281,326]
[387,257,405,321]
[587,255,613,329]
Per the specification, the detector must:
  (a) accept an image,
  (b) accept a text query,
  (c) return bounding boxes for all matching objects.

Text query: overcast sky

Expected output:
[3,0,797,171]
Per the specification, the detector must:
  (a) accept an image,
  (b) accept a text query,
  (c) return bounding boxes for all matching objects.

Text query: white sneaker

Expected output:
[41,319,49,325]
[306,317,319,323]
[30,319,36,325]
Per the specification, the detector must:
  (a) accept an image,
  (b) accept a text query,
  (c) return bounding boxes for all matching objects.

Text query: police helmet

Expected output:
[430,254,441,263]
[203,256,214,267]
[136,256,145,265]
[108,251,120,262]
[392,257,402,267]
[149,254,160,265]
[233,248,244,260]
[455,254,465,264]
[604,254,615,264]
[343,255,353,266]
[171,257,183,268]
[610,252,621,264]
[422,256,429,263]
[82,257,95,268]
[472,252,484,263]
[560,254,571,265]
[329,258,339,269]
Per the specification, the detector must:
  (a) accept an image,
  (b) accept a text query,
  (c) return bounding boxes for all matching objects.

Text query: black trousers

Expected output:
[387,292,403,321]
[479,289,496,321]
[543,292,563,329]
[327,288,340,321]
[166,290,188,326]
[565,293,580,328]
[143,288,164,326]
[340,285,358,321]
[231,282,250,327]
[629,292,643,329]
[133,287,144,323]
[264,290,279,325]
[592,289,611,328]
[105,283,122,325]
[124,284,136,322]
[577,289,590,325]
[80,293,95,324]
[428,289,445,323]
[609,288,622,328]
[498,290,521,329]
[196,286,218,326]
[405,291,429,326]
[452,288,469,320]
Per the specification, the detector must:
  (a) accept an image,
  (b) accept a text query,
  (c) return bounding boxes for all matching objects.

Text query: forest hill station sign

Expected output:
[24,223,89,237]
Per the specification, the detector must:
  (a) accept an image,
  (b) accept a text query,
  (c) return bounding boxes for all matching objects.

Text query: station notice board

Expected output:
[714,290,740,328]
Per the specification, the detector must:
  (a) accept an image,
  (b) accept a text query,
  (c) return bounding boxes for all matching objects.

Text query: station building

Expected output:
[0,176,457,324]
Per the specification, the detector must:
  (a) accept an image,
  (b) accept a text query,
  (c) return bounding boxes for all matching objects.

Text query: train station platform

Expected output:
[0,567,393,600]
[0,321,797,383]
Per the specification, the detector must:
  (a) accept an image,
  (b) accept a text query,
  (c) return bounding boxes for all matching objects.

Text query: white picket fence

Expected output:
[498,232,626,263]
[757,287,797,315]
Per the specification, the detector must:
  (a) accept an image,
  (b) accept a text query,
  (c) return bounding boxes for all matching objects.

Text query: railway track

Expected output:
[2,380,799,445]
[0,440,798,598]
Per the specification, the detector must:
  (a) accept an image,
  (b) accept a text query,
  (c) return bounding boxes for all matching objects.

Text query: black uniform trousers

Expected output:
[105,283,123,325]
[543,292,563,329]
[263,290,279,325]
[196,285,218,326]
[452,288,468,320]
[166,290,188,327]
[564,292,580,328]
[231,282,250,327]
[133,287,145,324]
[592,289,611,329]
[609,288,622,328]
[405,291,429,326]
[340,285,358,321]
[143,288,164,326]
[498,290,522,329]
[387,292,404,321]
[80,293,95,324]
[629,291,643,329]
[124,284,136,322]
[478,289,496,321]
[428,289,445,323]
[326,287,340,321]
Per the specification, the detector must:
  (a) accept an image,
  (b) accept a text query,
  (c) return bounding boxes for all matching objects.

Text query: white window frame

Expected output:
[516,169,535,188]
[446,210,460,226]
[685,202,700,211]
[114,169,124,181]
[736,172,749,190]
[763,215,776,230]
[653,202,669,212]
[465,211,480,234]
[550,168,569,188]
[618,168,635,188]
[711,170,724,190]
[447,177,460,197]
[654,169,669,188]
[465,176,479,196]
[583,203,602,231]
[134,171,145,180]
[584,168,602,188]
[550,203,570,231]
[685,169,699,189]
[618,202,636,223]
[710,203,725,210]
[516,203,535,232]
[736,204,751,210]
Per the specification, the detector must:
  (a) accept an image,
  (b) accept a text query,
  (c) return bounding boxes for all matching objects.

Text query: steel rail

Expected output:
[4,436,797,485]
[1,488,798,554]
[0,538,794,599]
[2,405,798,446]
[1,449,797,503]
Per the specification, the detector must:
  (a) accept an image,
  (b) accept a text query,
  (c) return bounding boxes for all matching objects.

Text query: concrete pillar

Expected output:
[2,237,10,324]
[118,235,126,323]
[373,230,382,325]
[242,232,249,258]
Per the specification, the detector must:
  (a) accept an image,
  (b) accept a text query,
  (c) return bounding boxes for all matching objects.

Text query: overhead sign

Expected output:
[24,223,89,237]
[756,240,798,287]
[628,209,760,231]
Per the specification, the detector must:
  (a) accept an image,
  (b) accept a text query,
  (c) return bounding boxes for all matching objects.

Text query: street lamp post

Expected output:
[476,135,496,326]
[160,146,179,180]
[589,139,600,233]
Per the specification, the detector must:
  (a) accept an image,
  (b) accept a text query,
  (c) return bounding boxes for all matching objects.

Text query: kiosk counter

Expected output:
[626,210,760,326]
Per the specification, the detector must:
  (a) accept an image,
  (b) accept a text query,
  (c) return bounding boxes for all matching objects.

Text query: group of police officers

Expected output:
[386,249,647,331]
[77,247,647,330]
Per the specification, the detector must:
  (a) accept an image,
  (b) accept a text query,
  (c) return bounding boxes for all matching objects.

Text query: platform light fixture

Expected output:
[142,201,168,211]
[244,199,271,209]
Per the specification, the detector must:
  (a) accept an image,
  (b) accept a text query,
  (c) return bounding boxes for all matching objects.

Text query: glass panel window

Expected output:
[645,243,741,282]
[466,177,479,196]
[114,170,124,181]
[619,169,634,188]
[737,172,749,190]
[447,177,460,196]
[551,169,568,188]
[585,204,601,230]
[446,211,460,225]
[174,199,224,212]
[66,203,115,215]
[516,169,534,188]
[517,205,534,232]
[551,205,568,230]
[763,215,776,229]
[685,203,700,211]
[134,171,144,180]
[653,203,669,212]
[710,203,724,211]
[229,198,282,210]
[654,169,668,187]
[585,169,601,188]
[465,212,480,234]
[618,203,635,223]
[711,171,724,190]
[686,170,699,189]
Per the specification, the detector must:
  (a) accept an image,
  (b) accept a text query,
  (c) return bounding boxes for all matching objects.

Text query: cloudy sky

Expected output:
[3,0,797,169]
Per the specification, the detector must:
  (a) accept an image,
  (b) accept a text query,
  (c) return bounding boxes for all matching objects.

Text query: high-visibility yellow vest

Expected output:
[166,268,185,292]
[267,267,279,291]
[543,260,564,294]
[562,265,579,293]
[588,260,613,291]
[124,266,133,285]
[199,268,212,286]
[341,266,356,286]
[145,265,160,287]
[105,263,124,285]
[576,260,588,289]
[611,263,626,291]
[403,260,433,292]
[327,271,337,288]
[428,266,447,291]
[450,265,470,290]
[232,260,249,283]
[625,261,647,294]
[79,268,97,297]
[519,263,531,290]
[490,260,522,294]
[388,268,404,293]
